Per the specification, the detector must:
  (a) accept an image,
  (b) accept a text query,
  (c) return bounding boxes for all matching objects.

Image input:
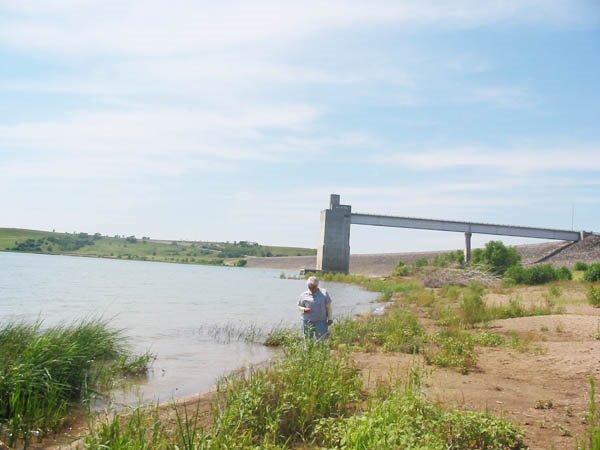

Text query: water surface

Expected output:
[0,252,378,404]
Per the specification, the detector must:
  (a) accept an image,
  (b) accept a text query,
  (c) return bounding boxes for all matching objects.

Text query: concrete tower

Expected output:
[316,194,351,273]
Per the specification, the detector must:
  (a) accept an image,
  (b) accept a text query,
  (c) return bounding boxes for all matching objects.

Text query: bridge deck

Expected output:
[350,213,581,241]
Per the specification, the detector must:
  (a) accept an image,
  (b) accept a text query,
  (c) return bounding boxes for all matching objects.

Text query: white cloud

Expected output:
[0,1,595,57]
[377,145,600,173]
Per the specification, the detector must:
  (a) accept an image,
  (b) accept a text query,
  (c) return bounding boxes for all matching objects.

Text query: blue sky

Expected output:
[1,1,599,253]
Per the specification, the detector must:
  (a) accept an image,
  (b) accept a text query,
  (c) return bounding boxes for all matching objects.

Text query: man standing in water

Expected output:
[298,276,333,339]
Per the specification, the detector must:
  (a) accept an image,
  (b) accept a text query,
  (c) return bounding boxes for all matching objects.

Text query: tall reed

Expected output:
[0,319,150,448]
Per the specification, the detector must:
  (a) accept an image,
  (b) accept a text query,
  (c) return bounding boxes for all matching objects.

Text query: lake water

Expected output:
[0,252,378,405]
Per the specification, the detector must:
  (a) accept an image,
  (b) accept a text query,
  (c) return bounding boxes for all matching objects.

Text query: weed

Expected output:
[575,378,600,449]
[314,382,524,449]
[509,332,541,354]
[535,399,554,410]
[473,332,506,347]
[330,309,425,354]
[588,286,600,307]
[425,328,477,374]
[439,284,462,301]
[213,339,362,446]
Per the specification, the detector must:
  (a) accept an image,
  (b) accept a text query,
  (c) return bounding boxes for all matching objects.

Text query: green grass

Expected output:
[576,378,600,450]
[80,342,526,450]
[0,227,316,267]
[0,319,151,448]
[310,272,424,301]
[83,340,362,449]
[330,308,426,353]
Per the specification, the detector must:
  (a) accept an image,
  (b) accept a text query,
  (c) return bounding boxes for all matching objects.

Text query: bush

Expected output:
[414,258,429,268]
[588,286,600,308]
[584,263,600,282]
[460,290,488,325]
[235,258,247,267]
[504,264,572,285]
[392,261,410,276]
[556,266,573,281]
[471,241,521,275]
[432,250,464,267]
[575,261,589,271]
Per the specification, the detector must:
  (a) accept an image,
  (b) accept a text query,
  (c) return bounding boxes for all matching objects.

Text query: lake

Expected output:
[0,252,378,405]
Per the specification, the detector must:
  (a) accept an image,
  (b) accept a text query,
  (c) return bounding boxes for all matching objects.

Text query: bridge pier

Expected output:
[316,194,352,273]
[464,232,472,263]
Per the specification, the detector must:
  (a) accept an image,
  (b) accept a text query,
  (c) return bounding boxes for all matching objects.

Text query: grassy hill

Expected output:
[0,228,316,266]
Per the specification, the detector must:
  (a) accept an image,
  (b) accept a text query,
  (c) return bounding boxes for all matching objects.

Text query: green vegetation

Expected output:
[575,261,589,271]
[576,378,600,450]
[315,377,524,449]
[0,319,151,448]
[584,263,600,282]
[471,240,521,275]
[588,285,600,307]
[0,227,316,267]
[308,272,423,302]
[504,264,572,285]
[432,250,465,267]
[330,308,425,353]
[82,343,524,450]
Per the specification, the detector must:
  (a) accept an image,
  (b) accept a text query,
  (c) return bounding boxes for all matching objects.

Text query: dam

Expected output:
[317,194,591,273]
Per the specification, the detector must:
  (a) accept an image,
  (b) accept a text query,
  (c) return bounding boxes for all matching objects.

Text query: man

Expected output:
[298,276,333,339]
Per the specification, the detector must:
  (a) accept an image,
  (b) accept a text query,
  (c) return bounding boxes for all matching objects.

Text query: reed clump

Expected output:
[0,319,151,448]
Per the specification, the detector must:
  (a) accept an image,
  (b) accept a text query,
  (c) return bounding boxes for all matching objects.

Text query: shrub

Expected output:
[414,258,429,268]
[504,264,572,285]
[235,258,247,267]
[556,266,573,281]
[392,261,410,276]
[575,261,589,271]
[460,290,488,325]
[584,263,600,282]
[432,250,464,267]
[471,241,521,275]
[588,286,600,308]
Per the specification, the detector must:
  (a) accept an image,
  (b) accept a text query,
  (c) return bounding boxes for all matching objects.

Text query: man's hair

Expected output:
[307,276,320,287]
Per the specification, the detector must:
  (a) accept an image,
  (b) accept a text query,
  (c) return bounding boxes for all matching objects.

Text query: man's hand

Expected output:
[303,307,311,313]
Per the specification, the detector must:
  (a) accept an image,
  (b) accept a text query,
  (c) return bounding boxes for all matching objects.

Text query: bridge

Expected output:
[316,194,591,273]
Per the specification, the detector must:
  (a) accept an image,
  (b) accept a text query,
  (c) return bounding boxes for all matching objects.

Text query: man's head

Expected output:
[307,276,319,294]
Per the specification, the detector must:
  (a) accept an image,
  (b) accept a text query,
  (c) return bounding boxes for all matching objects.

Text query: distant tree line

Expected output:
[10,232,101,253]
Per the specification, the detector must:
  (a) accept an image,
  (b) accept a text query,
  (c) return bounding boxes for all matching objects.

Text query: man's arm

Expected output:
[326,293,333,323]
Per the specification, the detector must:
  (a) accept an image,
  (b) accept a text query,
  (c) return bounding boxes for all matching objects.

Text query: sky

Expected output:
[1,0,599,253]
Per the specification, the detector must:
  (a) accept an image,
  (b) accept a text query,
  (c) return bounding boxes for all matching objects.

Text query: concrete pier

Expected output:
[316,194,352,273]
[464,232,472,263]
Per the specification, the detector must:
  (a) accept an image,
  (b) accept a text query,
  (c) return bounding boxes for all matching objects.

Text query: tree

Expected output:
[471,240,521,275]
